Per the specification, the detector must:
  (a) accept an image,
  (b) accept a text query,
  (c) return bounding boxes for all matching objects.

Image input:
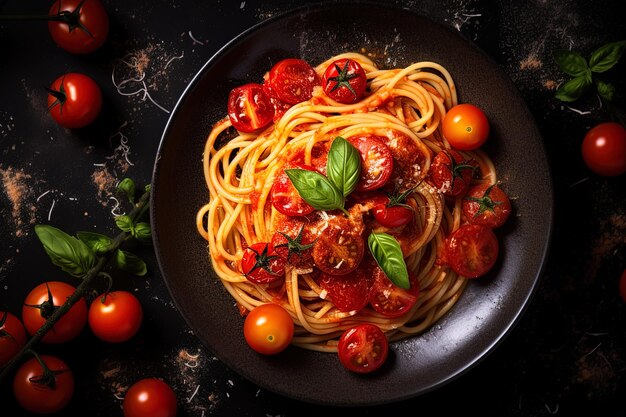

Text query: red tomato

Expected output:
[444,224,499,278]
[0,311,27,367]
[13,355,74,414]
[22,281,87,344]
[47,72,102,129]
[48,0,109,54]
[441,103,490,150]
[619,270,626,303]
[322,58,367,104]
[123,378,178,417]
[227,83,275,133]
[369,191,414,228]
[581,122,626,176]
[265,58,319,104]
[242,243,286,284]
[88,291,143,343]
[347,134,394,191]
[270,224,316,268]
[430,150,476,196]
[337,324,388,373]
[317,267,371,313]
[271,163,316,216]
[243,303,294,354]
[312,215,365,275]
[462,183,512,228]
[369,266,419,317]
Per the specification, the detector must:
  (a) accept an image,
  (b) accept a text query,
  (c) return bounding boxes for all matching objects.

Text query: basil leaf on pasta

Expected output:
[327,136,361,197]
[368,232,410,289]
[285,168,345,212]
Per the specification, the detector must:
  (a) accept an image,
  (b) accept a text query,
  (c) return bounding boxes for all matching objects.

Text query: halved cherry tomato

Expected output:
[369,266,419,317]
[22,281,87,344]
[581,122,626,176]
[13,355,74,414]
[227,83,274,133]
[88,291,143,343]
[441,103,490,151]
[48,72,102,129]
[444,224,499,278]
[347,134,394,191]
[0,311,27,367]
[312,215,364,275]
[242,243,286,284]
[322,58,367,104]
[337,323,388,373]
[265,58,319,104]
[462,183,512,228]
[619,270,626,303]
[430,150,476,196]
[317,266,371,313]
[271,163,316,216]
[244,303,294,355]
[123,378,177,417]
[48,0,109,54]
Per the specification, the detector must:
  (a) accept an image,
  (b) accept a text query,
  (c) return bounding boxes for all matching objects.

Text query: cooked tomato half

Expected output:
[369,266,419,317]
[227,83,274,132]
[317,266,371,312]
[337,323,388,373]
[347,134,394,192]
[312,216,364,275]
[444,224,499,278]
[265,58,319,104]
[271,163,316,216]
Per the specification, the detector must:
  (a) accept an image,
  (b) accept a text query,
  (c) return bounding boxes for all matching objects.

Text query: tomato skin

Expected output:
[227,83,275,133]
[88,291,143,343]
[322,58,367,104]
[430,150,476,196]
[22,281,87,344]
[242,243,286,284]
[462,183,512,228]
[48,0,109,54]
[444,224,499,278]
[243,303,294,355]
[48,73,102,129]
[271,163,316,216]
[581,122,626,176]
[312,215,365,276]
[347,134,394,191]
[270,222,316,268]
[369,267,419,318]
[619,270,626,303]
[123,378,178,417]
[441,103,490,150]
[13,355,74,414]
[266,58,319,104]
[337,324,388,374]
[0,311,27,367]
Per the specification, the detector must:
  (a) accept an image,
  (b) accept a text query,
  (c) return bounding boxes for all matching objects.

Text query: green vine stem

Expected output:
[0,188,151,383]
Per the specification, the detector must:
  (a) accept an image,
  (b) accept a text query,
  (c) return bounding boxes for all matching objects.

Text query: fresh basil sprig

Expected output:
[368,232,410,289]
[326,136,361,197]
[114,249,147,276]
[76,231,113,255]
[35,225,96,277]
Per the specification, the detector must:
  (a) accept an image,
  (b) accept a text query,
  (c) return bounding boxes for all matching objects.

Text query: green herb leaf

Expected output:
[35,225,95,277]
[76,231,112,255]
[132,222,152,244]
[589,40,626,73]
[114,249,147,276]
[596,79,616,101]
[285,169,345,212]
[553,49,589,77]
[115,215,134,233]
[117,178,136,203]
[326,136,361,197]
[367,232,410,289]
[555,75,592,102]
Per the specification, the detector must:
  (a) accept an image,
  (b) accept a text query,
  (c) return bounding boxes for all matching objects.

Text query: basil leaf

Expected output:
[285,169,344,211]
[553,49,589,77]
[114,249,147,276]
[76,231,112,255]
[327,136,361,197]
[367,232,410,289]
[554,75,591,102]
[132,222,152,244]
[596,79,616,101]
[117,178,136,203]
[589,40,626,73]
[35,224,95,277]
[115,215,134,233]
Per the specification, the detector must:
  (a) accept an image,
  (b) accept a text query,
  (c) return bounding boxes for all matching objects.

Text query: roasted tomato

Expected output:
[242,243,286,284]
[322,58,367,104]
[337,323,388,373]
[370,189,415,228]
[271,222,316,268]
[369,266,420,317]
[430,150,476,196]
[0,311,27,367]
[271,163,316,216]
[462,183,512,228]
[243,303,294,354]
[442,103,490,151]
[312,215,365,275]
[317,266,372,312]
[444,224,499,278]
[265,58,319,104]
[227,83,274,132]
[347,134,394,191]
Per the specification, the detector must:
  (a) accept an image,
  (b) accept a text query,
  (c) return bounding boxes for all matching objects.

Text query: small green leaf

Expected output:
[367,232,410,289]
[132,222,152,244]
[117,178,136,203]
[285,169,345,212]
[553,49,589,77]
[144,184,152,192]
[76,231,112,255]
[596,79,616,101]
[326,136,361,197]
[589,40,626,73]
[114,249,147,276]
[115,215,134,233]
[554,75,592,102]
[35,225,95,277]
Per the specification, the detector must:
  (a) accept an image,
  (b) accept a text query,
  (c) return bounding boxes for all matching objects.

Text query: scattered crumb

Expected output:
[0,166,37,237]
[91,166,118,206]
[520,53,543,70]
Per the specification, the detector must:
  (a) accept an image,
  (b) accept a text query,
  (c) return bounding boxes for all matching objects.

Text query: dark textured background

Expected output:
[1,0,625,416]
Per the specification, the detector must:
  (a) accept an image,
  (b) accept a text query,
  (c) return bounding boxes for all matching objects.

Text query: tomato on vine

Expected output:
[0,311,27,367]
[88,290,143,343]
[13,355,74,414]
[47,72,103,129]
[123,378,178,417]
[48,0,109,54]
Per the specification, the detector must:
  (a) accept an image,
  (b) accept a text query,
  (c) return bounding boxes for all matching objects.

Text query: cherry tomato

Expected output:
[317,266,371,312]
[265,58,319,104]
[243,303,294,355]
[242,243,286,284]
[444,224,499,278]
[369,266,420,317]
[22,281,87,344]
[48,0,109,54]
[13,355,74,414]
[581,122,626,176]
[322,58,367,104]
[312,215,365,275]
[441,103,490,150]
[619,270,626,303]
[430,150,476,196]
[88,291,143,343]
[370,191,414,228]
[0,311,27,367]
[271,163,316,216]
[462,183,512,228]
[270,223,316,268]
[227,83,274,133]
[47,72,102,129]
[347,134,394,191]
[123,378,178,417]
[337,323,388,374]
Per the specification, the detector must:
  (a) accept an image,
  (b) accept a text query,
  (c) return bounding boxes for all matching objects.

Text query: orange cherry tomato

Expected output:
[243,303,294,355]
[442,103,490,150]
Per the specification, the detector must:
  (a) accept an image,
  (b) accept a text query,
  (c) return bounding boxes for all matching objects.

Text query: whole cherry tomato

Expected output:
[123,378,178,417]
[241,243,286,284]
[0,311,27,367]
[441,103,490,150]
[337,323,388,373]
[13,355,74,414]
[322,58,367,104]
[462,183,512,228]
[244,303,294,355]
[48,0,109,54]
[47,72,103,129]
[581,122,626,176]
[430,150,476,196]
[88,291,143,343]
